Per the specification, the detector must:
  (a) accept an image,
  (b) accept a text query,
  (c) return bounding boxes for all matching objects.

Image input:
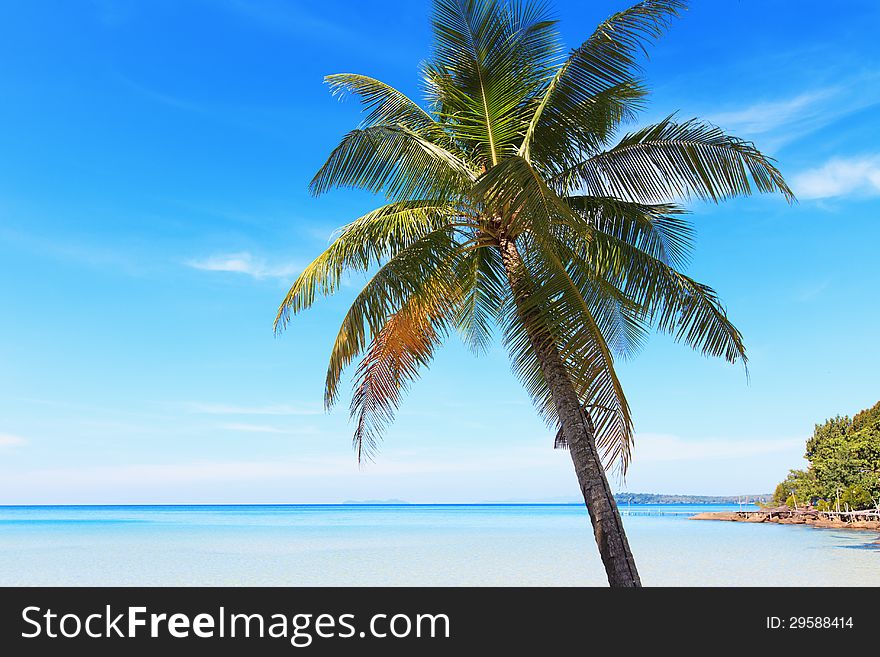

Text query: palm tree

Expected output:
[275,0,792,587]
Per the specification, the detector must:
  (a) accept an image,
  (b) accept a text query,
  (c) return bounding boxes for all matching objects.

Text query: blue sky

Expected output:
[1,0,878,503]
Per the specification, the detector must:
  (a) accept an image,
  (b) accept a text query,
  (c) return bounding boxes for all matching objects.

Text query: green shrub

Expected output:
[772,401,880,511]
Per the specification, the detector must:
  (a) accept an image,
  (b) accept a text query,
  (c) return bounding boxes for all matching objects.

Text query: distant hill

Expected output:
[355,494,773,505]
[487,494,771,505]
[614,493,771,505]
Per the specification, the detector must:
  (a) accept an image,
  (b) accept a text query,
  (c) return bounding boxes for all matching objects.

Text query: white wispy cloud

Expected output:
[796,280,831,302]
[0,433,26,447]
[186,402,322,416]
[118,75,208,114]
[631,433,802,462]
[704,76,880,150]
[220,0,351,40]
[186,251,299,280]
[707,89,836,135]
[0,447,563,489]
[218,422,318,435]
[792,155,880,200]
[0,433,801,496]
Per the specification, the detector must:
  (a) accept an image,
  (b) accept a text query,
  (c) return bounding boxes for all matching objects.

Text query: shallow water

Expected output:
[0,505,876,586]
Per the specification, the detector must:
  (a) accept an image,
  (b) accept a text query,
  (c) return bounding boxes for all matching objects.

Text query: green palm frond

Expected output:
[521,0,685,164]
[473,154,570,237]
[324,73,463,155]
[454,242,508,352]
[310,125,477,200]
[528,81,647,173]
[560,116,795,202]
[275,200,459,331]
[326,74,440,131]
[548,233,650,359]
[323,226,463,408]
[477,157,654,360]
[558,215,747,366]
[498,234,635,469]
[430,0,561,165]
[565,195,693,268]
[631,269,747,366]
[526,235,636,469]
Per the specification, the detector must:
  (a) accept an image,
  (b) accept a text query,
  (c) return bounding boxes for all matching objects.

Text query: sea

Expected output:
[0,504,876,586]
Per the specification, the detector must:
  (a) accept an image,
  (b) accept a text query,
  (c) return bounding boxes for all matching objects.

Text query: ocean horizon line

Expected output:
[0,501,760,508]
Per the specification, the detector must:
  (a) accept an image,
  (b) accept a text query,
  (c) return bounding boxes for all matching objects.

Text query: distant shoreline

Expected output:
[691,510,880,532]
[614,493,770,505]
[0,501,760,509]
[0,494,773,507]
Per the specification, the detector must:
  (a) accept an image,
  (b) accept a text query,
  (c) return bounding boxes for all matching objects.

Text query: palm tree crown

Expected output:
[275,0,792,472]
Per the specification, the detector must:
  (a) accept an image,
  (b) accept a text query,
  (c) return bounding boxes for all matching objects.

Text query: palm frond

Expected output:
[560,116,795,202]
[477,157,652,363]
[430,0,561,165]
[323,226,463,409]
[551,235,650,360]
[486,165,743,370]
[454,240,508,352]
[275,200,458,331]
[565,195,693,268]
[350,297,451,462]
[326,73,439,130]
[556,214,747,366]
[521,0,685,164]
[520,234,636,469]
[473,154,570,237]
[637,271,747,367]
[310,124,476,200]
[325,73,464,155]
[497,233,634,471]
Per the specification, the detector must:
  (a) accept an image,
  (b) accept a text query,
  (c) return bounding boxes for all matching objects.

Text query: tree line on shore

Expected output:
[772,401,880,511]
[615,493,770,505]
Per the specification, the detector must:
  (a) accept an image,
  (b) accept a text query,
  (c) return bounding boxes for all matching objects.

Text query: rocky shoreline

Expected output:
[690,508,880,532]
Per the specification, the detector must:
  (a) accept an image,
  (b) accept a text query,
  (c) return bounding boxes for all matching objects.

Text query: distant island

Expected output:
[342,495,771,505]
[615,493,770,505]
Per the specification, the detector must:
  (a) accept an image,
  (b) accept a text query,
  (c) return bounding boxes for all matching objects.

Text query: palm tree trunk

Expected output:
[499,237,641,587]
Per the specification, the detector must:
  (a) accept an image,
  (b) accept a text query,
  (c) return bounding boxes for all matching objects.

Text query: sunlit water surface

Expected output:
[0,505,876,586]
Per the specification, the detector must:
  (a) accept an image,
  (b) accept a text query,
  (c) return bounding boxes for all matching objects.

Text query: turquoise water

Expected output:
[0,505,877,586]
